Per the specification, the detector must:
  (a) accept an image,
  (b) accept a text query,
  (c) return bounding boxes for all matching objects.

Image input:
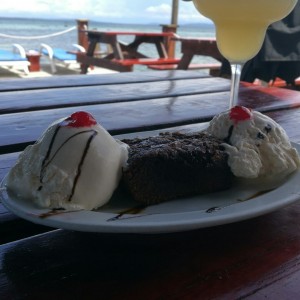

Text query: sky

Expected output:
[0,0,212,24]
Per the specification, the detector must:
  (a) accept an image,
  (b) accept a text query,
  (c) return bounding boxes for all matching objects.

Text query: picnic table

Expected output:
[1,70,300,299]
[148,37,223,75]
[77,30,181,73]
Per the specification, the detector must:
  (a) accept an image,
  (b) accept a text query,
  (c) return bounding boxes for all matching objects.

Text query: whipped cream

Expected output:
[206,106,300,179]
[6,111,129,210]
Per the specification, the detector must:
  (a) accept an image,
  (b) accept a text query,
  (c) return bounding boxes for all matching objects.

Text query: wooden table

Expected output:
[176,37,223,65]
[148,37,223,76]
[77,30,180,73]
[1,70,300,299]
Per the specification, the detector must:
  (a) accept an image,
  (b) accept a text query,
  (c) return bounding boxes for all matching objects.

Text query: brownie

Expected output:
[122,132,233,205]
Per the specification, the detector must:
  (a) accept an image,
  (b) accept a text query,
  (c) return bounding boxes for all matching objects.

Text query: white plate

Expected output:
[2,143,300,234]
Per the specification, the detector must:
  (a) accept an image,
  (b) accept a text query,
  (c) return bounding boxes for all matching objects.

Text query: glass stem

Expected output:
[229,63,243,108]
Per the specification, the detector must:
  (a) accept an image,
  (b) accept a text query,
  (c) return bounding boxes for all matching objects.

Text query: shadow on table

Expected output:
[1,206,297,299]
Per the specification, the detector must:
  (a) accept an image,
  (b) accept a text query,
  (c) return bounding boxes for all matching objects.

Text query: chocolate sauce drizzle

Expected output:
[224,125,234,144]
[206,206,221,213]
[38,208,84,219]
[264,124,272,134]
[241,188,275,201]
[68,130,97,202]
[38,123,98,202]
[106,205,147,222]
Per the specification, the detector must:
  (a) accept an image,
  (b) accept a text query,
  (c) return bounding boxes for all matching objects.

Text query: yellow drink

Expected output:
[192,0,298,63]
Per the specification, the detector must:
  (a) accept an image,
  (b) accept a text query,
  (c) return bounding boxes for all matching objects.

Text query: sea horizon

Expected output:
[0,16,217,70]
[0,15,214,27]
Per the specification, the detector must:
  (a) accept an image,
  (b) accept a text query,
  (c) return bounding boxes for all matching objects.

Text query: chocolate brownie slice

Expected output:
[122,132,233,205]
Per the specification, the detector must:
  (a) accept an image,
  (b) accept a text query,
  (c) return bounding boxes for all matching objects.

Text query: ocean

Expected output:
[0,17,217,70]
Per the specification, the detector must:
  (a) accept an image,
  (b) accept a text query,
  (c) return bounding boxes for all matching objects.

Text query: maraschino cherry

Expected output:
[65,111,97,127]
[230,106,252,124]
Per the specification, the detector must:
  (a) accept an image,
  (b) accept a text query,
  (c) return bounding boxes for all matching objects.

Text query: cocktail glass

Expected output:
[192,0,298,108]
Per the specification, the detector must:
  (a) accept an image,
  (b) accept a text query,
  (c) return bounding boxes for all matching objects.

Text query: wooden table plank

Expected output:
[2,78,300,116]
[0,84,300,154]
[0,93,224,153]
[0,77,230,114]
[0,206,52,244]
[0,153,18,181]
[244,256,300,299]
[1,202,300,299]
[0,71,210,92]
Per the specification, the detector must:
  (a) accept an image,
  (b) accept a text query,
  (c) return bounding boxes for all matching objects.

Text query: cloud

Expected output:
[146,4,171,14]
[0,0,49,13]
[179,1,212,23]
[0,0,210,24]
[0,0,110,16]
[145,2,211,24]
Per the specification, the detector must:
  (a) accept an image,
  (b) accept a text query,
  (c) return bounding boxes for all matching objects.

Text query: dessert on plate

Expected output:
[206,106,300,179]
[6,111,129,210]
[121,106,300,205]
[122,131,233,205]
[5,107,300,210]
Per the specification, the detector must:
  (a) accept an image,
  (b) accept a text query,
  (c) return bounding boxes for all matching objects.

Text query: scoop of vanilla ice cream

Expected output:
[206,106,300,179]
[6,112,129,210]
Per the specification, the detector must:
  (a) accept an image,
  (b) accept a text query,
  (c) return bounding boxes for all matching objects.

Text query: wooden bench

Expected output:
[148,62,221,76]
[113,58,180,67]
[78,56,181,72]
[251,77,300,90]
[269,77,300,88]
[155,37,223,76]
[78,30,180,73]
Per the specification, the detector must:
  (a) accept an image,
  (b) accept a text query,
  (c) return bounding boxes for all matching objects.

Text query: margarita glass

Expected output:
[192,0,298,107]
